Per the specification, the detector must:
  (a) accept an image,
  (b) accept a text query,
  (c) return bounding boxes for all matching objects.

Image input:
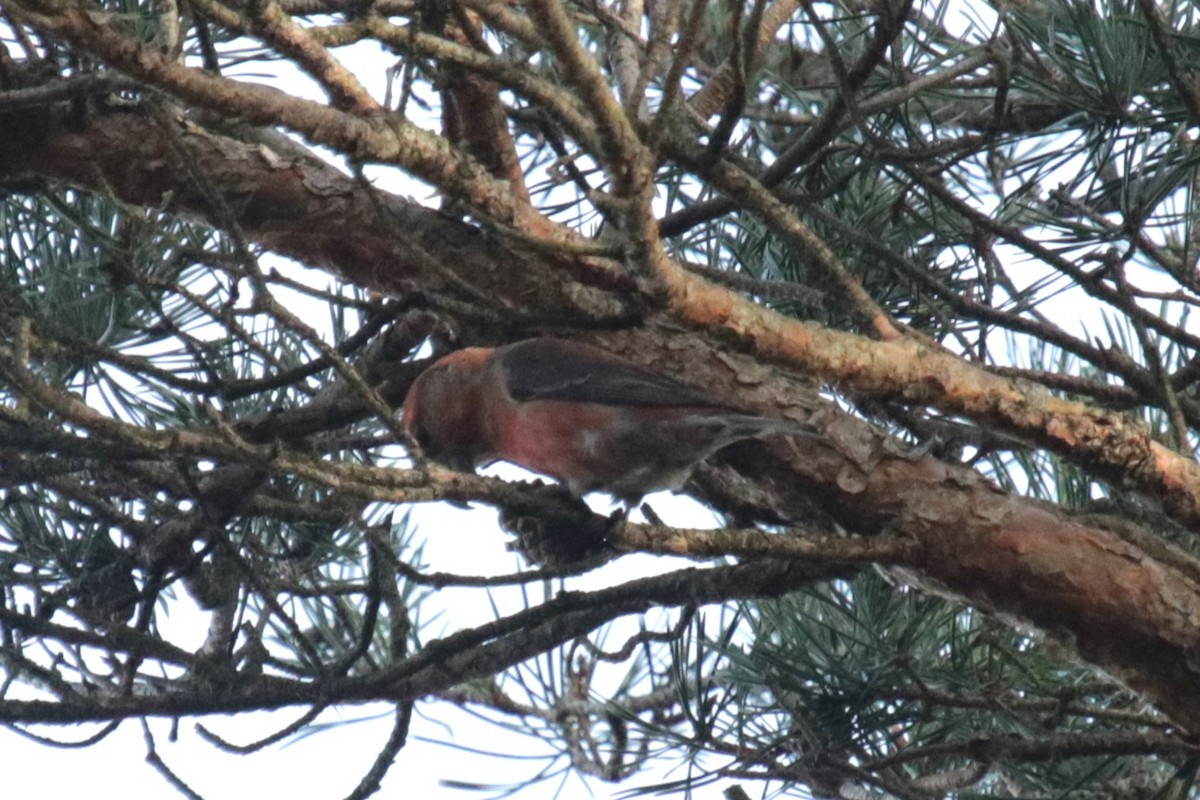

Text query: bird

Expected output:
[401,337,818,503]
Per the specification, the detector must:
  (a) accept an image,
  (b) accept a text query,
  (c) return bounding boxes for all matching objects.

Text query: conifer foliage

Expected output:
[1,0,1200,796]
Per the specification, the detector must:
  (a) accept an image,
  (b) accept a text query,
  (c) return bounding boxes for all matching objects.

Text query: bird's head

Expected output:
[402,347,495,472]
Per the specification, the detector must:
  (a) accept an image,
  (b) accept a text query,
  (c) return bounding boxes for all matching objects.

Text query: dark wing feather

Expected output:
[499,338,734,409]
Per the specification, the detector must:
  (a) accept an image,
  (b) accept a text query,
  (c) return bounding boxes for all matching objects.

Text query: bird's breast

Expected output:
[494,401,622,485]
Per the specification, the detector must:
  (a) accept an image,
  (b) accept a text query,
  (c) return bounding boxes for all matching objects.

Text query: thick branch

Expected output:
[6,97,1200,733]
[0,106,626,317]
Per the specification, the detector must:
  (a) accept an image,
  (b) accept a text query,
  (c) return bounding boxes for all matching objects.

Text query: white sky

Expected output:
[4,488,738,799]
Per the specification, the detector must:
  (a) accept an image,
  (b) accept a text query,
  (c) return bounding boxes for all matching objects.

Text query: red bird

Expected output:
[402,338,816,502]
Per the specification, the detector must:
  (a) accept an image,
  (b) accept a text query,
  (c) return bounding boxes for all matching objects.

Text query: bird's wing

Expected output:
[499,338,733,409]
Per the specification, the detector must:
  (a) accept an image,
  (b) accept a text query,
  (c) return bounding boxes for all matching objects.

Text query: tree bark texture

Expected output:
[5,105,1200,732]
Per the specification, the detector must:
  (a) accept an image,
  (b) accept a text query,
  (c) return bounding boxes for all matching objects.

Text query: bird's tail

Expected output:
[723,414,822,442]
